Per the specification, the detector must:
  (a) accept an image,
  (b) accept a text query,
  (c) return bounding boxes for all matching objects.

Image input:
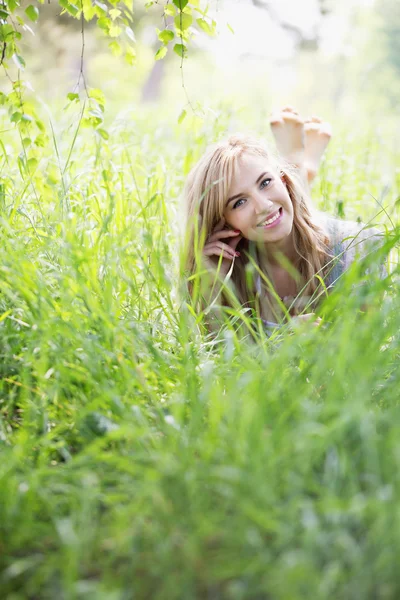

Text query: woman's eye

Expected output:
[233,198,246,209]
[261,178,272,189]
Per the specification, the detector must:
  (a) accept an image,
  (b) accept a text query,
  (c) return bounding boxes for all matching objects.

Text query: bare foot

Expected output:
[304,116,332,183]
[270,105,305,168]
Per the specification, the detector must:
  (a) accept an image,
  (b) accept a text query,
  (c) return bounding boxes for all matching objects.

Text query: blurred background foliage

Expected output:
[0,0,398,228]
[0,0,398,118]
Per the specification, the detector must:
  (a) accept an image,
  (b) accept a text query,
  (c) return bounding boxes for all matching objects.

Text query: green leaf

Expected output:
[109,8,121,19]
[197,17,214,36]
[96,128,109,140]
[12,54,25,70]
[94,0,108,12]
[27,157,38,171]
[25,5,39,21]
[10,111,22,123]
[59,0,79,17]
[7,0,18,12]
[82,0,96,19]
[0,9,9,20]
[0,25,15,43]
[173,0,188,9]
[67,92,80,101]
[108,41,122,56]
[97,17,110,32]
[174,13,192,31]
[88,88,105,111]
[125,46,136,66]
[173,43,186,58]
[178,109,187,124]
[227,22,235,34]
[164,4,176,16]
[35,118,45,132]
[109,23,121,37]
[155,46,168,61]
[158,29,174,44]
[34,133,49,147]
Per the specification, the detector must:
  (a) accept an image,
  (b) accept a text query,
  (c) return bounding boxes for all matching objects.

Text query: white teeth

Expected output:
[259,210,280,227]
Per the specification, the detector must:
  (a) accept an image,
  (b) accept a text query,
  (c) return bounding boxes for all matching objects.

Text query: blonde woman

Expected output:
[183,107,385,329]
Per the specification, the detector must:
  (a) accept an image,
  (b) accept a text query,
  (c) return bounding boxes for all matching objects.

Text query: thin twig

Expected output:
[74,0,88,96]
[178,7,195,113]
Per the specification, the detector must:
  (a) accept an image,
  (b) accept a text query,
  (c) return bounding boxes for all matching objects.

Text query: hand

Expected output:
[203,218,242,277]
[291,313,322,328]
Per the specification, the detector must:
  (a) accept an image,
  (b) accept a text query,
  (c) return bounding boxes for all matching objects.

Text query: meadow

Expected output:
[0,93,399,599]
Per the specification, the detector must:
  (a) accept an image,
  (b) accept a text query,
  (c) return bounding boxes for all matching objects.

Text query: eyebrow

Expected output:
[226,171,270,206]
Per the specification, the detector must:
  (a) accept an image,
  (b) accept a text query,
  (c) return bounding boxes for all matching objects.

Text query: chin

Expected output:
[254,222,293,243]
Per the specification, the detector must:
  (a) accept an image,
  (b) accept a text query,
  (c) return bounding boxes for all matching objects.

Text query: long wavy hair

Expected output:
[182,135,330,322]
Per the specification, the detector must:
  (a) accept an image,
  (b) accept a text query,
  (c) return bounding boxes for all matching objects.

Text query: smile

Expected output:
[257,207,283,229]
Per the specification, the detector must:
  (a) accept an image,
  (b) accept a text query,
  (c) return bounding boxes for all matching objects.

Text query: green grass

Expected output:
[0,103,399,599]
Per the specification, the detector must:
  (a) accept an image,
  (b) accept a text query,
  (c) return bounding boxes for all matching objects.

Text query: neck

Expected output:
[263,230,297,266]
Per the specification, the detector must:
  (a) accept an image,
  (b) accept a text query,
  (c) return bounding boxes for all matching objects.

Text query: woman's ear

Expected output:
[280,172,288,189]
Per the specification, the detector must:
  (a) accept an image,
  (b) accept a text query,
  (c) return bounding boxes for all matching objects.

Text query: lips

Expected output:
[257,207,283,228]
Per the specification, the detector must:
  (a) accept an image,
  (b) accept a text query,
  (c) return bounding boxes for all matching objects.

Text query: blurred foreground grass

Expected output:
[0,103,399,599]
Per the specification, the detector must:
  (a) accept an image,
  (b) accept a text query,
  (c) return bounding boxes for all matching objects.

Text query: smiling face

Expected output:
[223,153,294,247]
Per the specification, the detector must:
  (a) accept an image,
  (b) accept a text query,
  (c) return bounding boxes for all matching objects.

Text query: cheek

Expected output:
[224,210,242,229]
[282,193,293,215]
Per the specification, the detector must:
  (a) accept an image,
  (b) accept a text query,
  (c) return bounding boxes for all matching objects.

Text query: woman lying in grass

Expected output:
[183,106,386,329]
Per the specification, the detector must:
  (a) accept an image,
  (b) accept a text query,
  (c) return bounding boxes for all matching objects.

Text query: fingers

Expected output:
[205,249,236,261]
[227,234,242,251]
[207,228,241,243]
[203,223,242,265]
[203,241,239,261]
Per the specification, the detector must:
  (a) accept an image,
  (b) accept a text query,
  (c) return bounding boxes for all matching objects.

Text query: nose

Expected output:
[253,190,273,215]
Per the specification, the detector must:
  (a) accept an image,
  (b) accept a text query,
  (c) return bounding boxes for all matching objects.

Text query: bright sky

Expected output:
[203,0,376,62]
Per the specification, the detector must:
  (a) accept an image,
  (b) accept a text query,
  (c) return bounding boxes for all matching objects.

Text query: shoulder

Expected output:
[316,213,386,286]
[317,213,384,254]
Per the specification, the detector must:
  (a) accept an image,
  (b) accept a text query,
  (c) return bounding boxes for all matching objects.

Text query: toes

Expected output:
[270,106,303,126]
[269,112,284,126]
[281,111,304,125]
[304,120,332,137]
[305,116,322,124]
[304,122,320,131]
[281,105,299,115]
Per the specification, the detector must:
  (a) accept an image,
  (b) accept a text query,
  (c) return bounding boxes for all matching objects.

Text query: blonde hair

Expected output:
[182,135,330,322]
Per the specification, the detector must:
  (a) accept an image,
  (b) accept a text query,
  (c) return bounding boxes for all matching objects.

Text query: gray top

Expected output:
[261,214,386,329]
[320,214,386,288]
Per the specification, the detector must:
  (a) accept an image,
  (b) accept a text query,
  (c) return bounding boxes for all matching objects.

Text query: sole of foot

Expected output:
[304,116,332,182]
[270,105,305,168]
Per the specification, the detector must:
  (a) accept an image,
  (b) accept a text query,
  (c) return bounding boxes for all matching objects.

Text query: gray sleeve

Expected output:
[322,216,387,288]
[342,226,387,278]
